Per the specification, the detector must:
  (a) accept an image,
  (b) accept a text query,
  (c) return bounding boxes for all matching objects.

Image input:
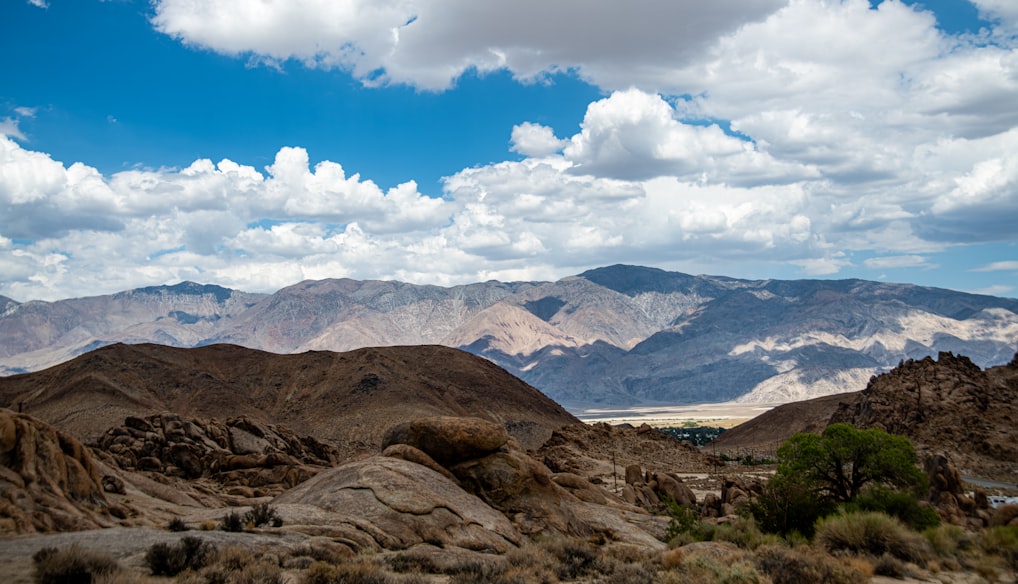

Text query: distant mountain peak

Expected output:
[2,265,1017,410]
[121,281,236,302]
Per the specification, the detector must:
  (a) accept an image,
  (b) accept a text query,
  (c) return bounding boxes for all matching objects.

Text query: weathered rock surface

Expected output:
[379,416,668,547]
[540,422,715,483]
[381,416,509,466]
[831,351,1018,482]
[273,456,521,553]
[0,409,118,533]
[94,413,338,497]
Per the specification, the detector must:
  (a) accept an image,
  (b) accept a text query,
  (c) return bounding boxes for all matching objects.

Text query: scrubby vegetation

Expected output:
[144,536,214,576]
[27,423,1016,584]
[32,545,120,584]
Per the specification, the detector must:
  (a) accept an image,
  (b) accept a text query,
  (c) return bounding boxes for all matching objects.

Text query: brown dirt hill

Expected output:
[0,343,578,461]
[711,351,1018,482]
[709,392,863,456]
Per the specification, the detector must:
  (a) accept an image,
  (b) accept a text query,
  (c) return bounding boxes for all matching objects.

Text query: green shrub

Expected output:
[750,474,835,538]
[710,516,783,551]
[32,545,120,584]
[815,511,929,564]
[680,553,767,584]
[754,544,866,584]
[144,535,214,576]
[847,487,939,531]
[665,500,706,543]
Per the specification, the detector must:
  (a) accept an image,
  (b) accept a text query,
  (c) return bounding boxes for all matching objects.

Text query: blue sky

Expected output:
[1,0,1017,301]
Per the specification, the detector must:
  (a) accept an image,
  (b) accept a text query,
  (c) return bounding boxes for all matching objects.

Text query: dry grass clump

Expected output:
[699,517,784,551]
[754,544,866,584]
[923,523,968,558]
[173,545,284,584]
[302,558,426,584]
[32,544,121,584]
[685,553,768,584]
[978,525,1018,572]
[814,511,929,564]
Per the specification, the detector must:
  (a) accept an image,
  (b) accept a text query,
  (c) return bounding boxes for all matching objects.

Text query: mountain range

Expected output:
[2,265,1017,409]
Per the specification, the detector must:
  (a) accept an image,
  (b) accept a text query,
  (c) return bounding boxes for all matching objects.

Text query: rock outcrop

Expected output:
[274,456,522,554]
[279,416,670,554]
[94,413,339,497]
[831,351,1018,482]
[0,409,119,533]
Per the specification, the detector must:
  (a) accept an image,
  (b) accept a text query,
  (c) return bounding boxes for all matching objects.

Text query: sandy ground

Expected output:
[574,402,780,428]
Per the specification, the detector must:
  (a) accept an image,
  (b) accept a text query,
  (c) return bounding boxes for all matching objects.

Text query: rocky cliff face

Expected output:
[2,265,1016,408]
[831,351,1018,482]
[0,409,119,533]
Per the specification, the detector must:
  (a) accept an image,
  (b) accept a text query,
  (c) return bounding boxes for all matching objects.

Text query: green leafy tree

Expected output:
[775,423,927,503]
[754,423,929,536]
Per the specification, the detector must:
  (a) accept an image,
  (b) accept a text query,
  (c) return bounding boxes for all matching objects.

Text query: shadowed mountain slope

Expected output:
[0,343,577,459]
[3,265,1017,408]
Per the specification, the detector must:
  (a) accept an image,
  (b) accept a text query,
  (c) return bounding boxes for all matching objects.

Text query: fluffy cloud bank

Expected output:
[3,0,1018,300]
[150,0,784,91]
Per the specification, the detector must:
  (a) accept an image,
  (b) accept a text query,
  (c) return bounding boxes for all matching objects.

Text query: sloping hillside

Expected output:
[0,343,577,459]
[712,352,1018,482]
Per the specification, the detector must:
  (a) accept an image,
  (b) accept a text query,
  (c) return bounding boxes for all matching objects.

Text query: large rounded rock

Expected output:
[0,409,113,533]
[274,456,521,552]
[381,417,509,466]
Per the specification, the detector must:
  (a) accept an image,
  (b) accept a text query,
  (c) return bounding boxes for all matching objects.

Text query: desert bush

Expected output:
[923,523,967,558]
[661,547,684,570]
[144,535,214,576]
[815,511,929,564]
[754,544,866,584]
[664,500,705,543]
[979,525,1018,570]
[220,511,245,532]
[750,474,835,538]
[590,560,657,583]
[846,487,939,531]
[287,543,351,566]
[710,517,783,551]
[32,544,120,584]
[873,553,906,578]
[678,553,767,584]
[244,503,283,528]
[168,517,189,532]
[540,537,601,580]
[447,558,508,584]
[302,562,339,584]
[301,558,417,584]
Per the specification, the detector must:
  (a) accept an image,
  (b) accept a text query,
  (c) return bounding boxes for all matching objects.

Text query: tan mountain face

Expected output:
[2,266,1017,408]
